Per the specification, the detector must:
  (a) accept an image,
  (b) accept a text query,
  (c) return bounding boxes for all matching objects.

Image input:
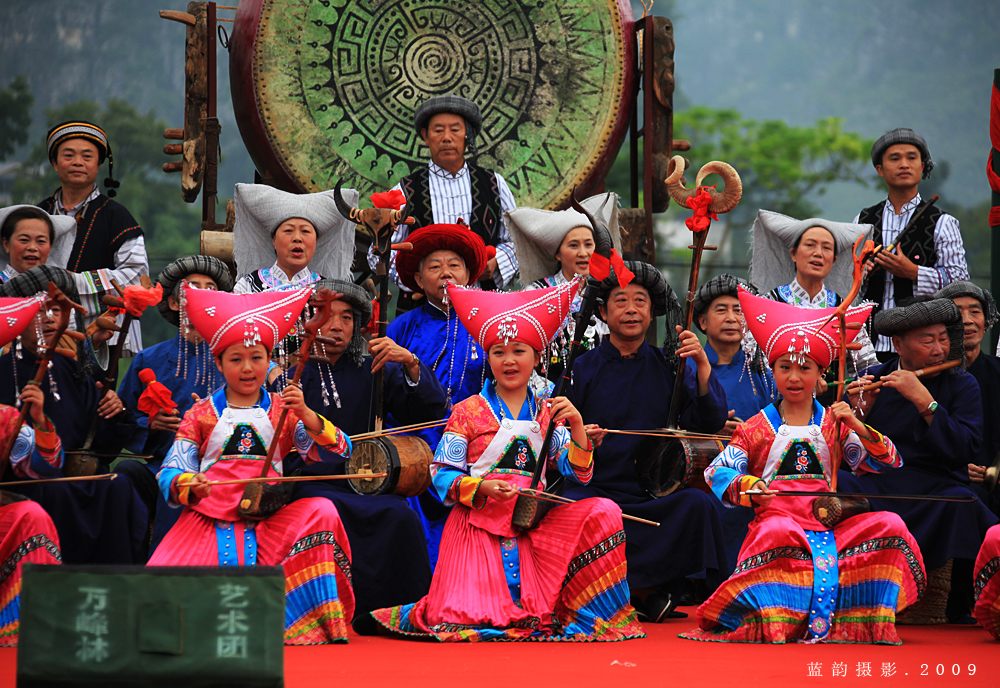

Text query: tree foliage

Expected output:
[672,107,876,225]
[0,76,33,161]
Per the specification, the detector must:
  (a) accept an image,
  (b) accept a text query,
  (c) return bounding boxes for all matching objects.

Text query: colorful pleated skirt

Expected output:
[681,510,925,644]
[974,524,1000,640]
[148,497,354,644]
[369,497,644,641]
[0,499,62,646]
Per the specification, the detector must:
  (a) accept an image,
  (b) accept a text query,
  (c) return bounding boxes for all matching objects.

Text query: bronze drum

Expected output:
[229,0,635,208]
[348,435,433,497]
[635,437,724,498]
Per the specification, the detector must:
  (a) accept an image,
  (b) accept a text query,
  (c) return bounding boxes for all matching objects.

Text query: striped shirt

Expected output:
[853,193,969,352]
[386,162,518,289]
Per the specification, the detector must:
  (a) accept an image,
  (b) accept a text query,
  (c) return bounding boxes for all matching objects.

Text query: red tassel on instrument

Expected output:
[370,189,406,210]
[684,186,719,233]
[368,298,380,334]
[123,283,164,317]
[588,248,633,288]
[137,368,178,417]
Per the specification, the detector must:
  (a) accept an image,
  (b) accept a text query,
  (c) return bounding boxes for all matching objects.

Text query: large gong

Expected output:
[230,0,635,209]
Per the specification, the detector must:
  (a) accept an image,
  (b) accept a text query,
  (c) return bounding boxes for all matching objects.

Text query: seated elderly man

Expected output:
[934,281,1000,515]
[567,261,728,622]
[849,297,998,623]
[0,268,147,564]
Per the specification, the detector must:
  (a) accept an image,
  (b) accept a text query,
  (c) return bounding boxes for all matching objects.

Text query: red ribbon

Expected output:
[991,82,1000,227]
[369,189,406,210]
[684,186,718,233]
[588,248,634,288]
[368,298,380,334]
[137,368,178,417]
[123,283,164,317]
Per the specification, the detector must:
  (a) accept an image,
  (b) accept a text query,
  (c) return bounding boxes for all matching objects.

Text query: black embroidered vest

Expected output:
[859,199,942,304]
[38,193,143,273]
[399,163,503,246]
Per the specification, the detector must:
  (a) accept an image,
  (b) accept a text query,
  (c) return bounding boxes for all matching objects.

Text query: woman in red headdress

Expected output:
[365,281,644,641]
[146,286,355,644]
[0,295,63,646]
[681,289,925,644]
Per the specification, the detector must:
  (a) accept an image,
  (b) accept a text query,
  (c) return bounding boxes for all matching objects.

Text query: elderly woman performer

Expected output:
[506,192,622,383]
[0,205,119,357]
[232,183,357,294]
[750,209,879,374]
[0,205,77,283]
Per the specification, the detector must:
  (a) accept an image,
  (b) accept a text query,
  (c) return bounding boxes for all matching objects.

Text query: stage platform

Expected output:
[4,609,998,687]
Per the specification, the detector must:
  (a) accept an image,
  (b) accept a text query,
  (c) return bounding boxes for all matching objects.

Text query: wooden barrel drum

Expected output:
[347,435,433,497]
[635,437,724,498]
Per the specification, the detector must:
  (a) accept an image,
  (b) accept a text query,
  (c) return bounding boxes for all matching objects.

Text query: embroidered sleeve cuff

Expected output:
[731,475,764,508]
[455,476,485,509]
[306,415,352,459]
[567,437,594,482]
[32,417,61,457]
[859,426,901,469]
[173,472,200,507]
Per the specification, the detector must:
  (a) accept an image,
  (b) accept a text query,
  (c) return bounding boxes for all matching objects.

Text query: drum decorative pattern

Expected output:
[237,0,633,208]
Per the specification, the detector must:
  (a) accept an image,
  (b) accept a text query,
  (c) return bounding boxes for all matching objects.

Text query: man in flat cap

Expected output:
[38,120,149,353]
[856,128,969,360]
[848,297,996,622]
[935,280,1000,514]
[387,95,518,308]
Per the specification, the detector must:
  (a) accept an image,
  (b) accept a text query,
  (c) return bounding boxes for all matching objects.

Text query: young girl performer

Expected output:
[682,288,925,644]
[148,286,355,644]
[0,295,63,646]
[366,280,644,641]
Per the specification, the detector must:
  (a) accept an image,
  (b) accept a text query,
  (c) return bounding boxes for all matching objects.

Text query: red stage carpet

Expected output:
[4,610,997,687]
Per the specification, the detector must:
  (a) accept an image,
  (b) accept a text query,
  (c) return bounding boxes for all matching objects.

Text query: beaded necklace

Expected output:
[430,300,480,409]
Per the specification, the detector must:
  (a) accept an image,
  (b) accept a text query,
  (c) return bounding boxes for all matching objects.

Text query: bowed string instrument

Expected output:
[635,156,743,498]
